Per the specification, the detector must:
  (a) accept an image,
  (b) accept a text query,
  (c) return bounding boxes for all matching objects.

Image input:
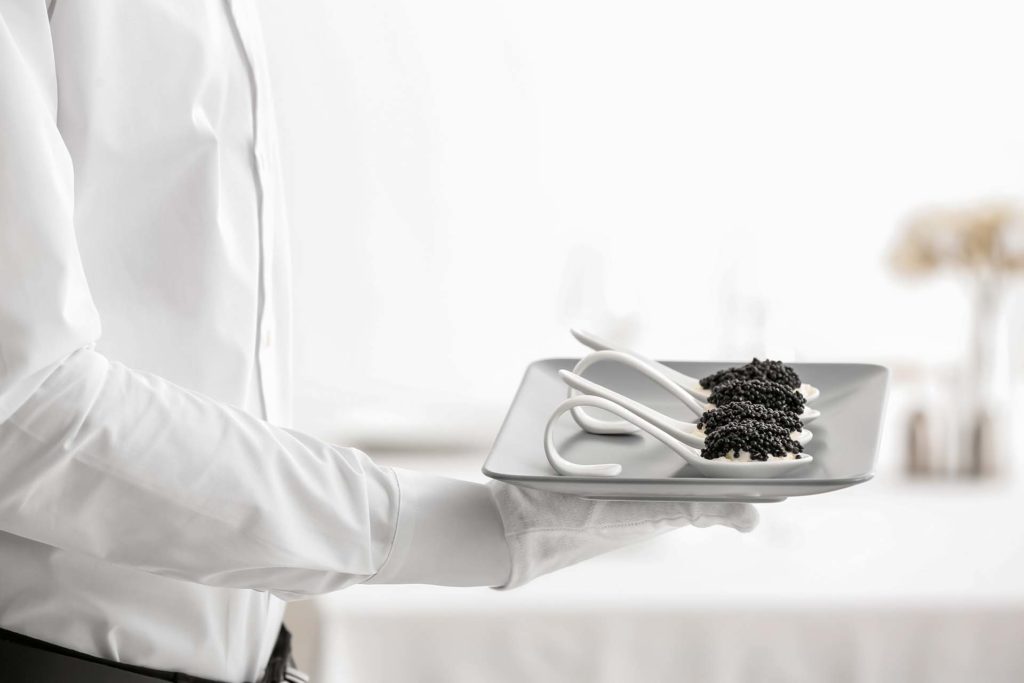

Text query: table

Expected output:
[294,393,1024,683]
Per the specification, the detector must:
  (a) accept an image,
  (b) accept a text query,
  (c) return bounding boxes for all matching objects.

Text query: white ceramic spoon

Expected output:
[571,328,821,403]
[568,349,821,433]
[544,394,814,479]
[561,369,813,448]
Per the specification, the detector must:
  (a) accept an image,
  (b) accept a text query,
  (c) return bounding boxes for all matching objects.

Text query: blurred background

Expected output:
[258,1,1024,680]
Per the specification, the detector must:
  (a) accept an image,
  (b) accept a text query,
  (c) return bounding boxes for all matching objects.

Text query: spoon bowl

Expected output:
[568,350,819,433]
[687,380,820,403]
[571,328,821,404]
[561,368,813,448]
[545,394,815,479]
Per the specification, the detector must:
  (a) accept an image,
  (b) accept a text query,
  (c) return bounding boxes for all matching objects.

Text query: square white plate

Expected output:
[483,359,889,502]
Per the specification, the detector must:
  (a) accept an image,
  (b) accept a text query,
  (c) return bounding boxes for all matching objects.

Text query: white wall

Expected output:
[259,0,1024,447]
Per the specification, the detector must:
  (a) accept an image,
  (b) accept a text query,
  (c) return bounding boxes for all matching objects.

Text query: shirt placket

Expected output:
[226,0,279,423]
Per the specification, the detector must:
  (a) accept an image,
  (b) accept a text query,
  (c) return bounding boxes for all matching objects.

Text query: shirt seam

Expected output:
[366,467,409,582]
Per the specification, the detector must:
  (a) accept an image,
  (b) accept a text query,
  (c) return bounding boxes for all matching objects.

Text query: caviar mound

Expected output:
[696,400,803,434]
[707,378,807,414]
[699,358,802,390]
[700,420,804,461]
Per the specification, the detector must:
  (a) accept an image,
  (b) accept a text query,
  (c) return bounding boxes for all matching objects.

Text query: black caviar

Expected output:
[701,420,803,461]
[708,378,806,414]
[699,358,801,390]
[697,400,803,434]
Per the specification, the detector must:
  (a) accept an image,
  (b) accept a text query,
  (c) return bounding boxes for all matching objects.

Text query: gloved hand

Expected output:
[488,481,759,589]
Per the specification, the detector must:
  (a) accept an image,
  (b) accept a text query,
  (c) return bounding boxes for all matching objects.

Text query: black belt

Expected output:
[0,625,306,683]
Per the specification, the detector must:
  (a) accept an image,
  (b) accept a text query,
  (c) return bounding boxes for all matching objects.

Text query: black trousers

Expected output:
[0,625,295,683]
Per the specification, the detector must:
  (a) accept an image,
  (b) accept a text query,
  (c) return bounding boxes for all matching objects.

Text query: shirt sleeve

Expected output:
[369,469,511,587]
[0,2,510,598]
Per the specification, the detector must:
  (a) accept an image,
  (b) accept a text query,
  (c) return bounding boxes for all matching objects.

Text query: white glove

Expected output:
[489,481,759,589]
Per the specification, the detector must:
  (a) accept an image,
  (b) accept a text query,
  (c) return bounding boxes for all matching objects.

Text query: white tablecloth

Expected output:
[298,396,1024,683]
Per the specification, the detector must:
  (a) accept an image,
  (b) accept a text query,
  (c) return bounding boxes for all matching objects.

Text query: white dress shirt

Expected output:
[0,2,510,681]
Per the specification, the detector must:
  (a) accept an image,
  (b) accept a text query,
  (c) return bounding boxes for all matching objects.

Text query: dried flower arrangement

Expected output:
[889,198,1023,478]
[890,200,1024,275]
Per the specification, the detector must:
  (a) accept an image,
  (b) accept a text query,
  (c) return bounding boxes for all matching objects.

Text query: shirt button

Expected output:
[261,328,273,349]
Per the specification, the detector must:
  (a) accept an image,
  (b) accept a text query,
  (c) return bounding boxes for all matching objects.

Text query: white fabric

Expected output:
[368,469,511,588]
[489,482,758,589]
[0,2,509,681]
[0,3,760,681]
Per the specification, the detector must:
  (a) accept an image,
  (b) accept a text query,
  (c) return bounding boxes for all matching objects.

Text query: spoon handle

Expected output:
[570,328,702,390]
[561,369,693,443]
[568,350,707,438]
[545,394,702,477]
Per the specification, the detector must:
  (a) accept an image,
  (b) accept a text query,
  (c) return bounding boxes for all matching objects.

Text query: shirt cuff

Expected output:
[367,468,511,587]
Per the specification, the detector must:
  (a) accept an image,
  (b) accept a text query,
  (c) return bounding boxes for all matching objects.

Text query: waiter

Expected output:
[0,3,757,681]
